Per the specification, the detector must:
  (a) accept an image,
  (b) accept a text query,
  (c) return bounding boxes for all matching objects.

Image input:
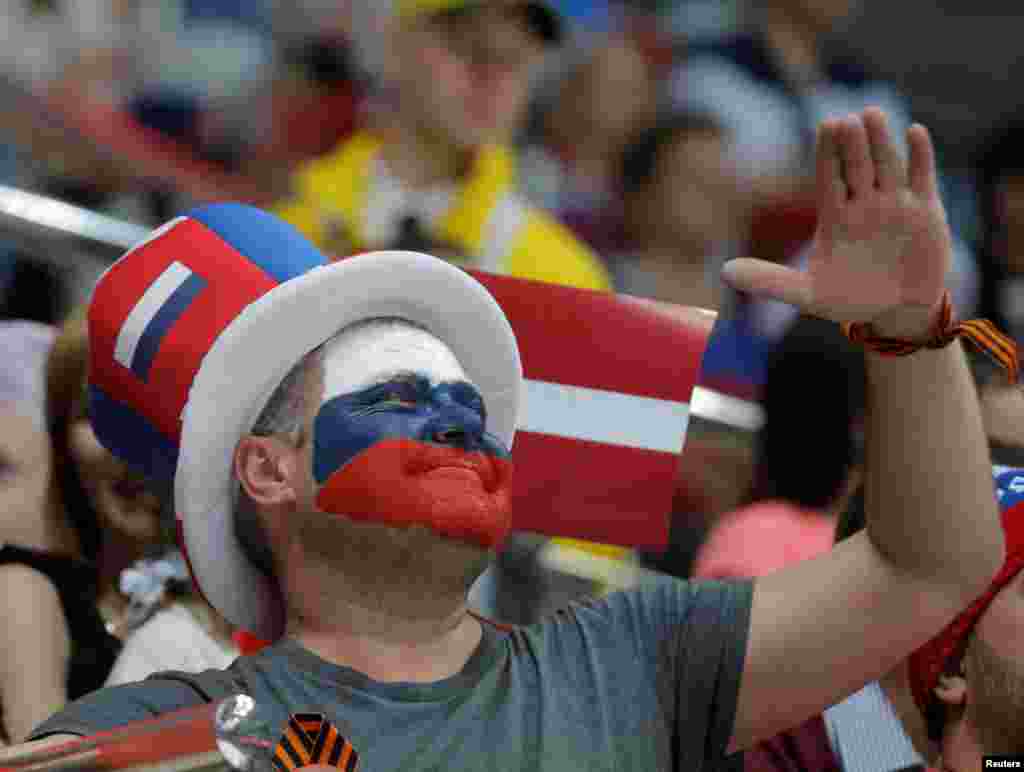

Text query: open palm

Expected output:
[724,108,951,328]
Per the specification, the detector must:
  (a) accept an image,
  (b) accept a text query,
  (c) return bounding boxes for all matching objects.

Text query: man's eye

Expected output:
[378,389,418,406]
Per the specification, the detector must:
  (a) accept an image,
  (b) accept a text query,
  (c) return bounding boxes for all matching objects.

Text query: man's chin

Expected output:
[293,510,496,594]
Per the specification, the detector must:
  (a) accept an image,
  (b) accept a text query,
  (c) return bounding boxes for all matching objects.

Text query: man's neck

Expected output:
[291,605,483,684]
[760,5,824,89]
[377,121,476,190]
[281,551,485,683]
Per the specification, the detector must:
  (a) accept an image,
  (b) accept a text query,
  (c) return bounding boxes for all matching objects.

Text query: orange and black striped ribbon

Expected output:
[272,713,358,772]
[843,290,1020,383]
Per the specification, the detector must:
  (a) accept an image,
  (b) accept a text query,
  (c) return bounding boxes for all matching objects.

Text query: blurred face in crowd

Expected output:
[47,309,164,552]
[66,393,163,548]
[387,3,546,150]
[252,320,512,601]
[774,0,861,34]
[649,129,747,254]
[560,40,658,147]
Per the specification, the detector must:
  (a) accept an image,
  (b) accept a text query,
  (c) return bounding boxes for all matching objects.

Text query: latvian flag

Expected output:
[467,271,714,551]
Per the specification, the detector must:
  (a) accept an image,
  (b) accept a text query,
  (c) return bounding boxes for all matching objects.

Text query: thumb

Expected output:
[721,258,813,309]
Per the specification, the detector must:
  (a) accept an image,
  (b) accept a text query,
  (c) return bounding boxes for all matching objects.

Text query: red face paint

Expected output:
[315,437,513,548]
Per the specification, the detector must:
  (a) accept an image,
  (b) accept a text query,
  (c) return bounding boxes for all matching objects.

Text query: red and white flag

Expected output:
[468,271,715,551]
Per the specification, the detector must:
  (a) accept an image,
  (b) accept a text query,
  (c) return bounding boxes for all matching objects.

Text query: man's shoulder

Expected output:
[27,662,251,742]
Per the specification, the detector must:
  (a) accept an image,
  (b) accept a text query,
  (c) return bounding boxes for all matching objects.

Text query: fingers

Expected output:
[838,115,875,197]
[908,123,939,199]
[863,107,905,191]
[721,258,813,309]
[816,119,846,222]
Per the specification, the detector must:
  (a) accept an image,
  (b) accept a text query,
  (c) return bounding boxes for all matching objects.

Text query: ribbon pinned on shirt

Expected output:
[273,713,358,772]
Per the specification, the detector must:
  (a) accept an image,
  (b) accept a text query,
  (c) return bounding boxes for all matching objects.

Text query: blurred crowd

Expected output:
[1,0,1023,767]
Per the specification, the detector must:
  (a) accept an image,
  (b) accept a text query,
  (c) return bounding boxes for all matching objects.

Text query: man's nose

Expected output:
[424,406,485,451]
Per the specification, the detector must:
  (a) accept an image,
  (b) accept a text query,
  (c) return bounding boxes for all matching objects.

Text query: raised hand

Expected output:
[723,107,951,338]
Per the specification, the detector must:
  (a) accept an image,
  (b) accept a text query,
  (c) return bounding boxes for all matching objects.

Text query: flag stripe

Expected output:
[467,270,710,404]
[113,261,192,371]
[510,431,677,549]
[129,272,207,381]
[521,379,689,454]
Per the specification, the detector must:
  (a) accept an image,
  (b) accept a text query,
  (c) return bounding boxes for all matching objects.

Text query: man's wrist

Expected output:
[865,297,947,341]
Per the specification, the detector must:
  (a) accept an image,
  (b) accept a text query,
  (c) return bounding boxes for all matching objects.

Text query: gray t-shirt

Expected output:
[30,578,753,771]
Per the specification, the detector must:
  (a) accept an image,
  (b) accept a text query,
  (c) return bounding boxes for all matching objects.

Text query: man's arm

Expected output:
[720,108,1005,754]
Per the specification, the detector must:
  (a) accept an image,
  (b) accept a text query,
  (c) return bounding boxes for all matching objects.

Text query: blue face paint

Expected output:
[312,375,509,486]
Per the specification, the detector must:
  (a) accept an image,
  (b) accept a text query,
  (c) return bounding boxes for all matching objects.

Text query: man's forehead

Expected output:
[320,319,469,397]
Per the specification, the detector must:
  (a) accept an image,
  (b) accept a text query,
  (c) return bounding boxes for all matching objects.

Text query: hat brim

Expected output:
[176,251,521,641]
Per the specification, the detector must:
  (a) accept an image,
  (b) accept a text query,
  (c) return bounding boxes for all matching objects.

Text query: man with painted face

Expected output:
[4,107,1016,770]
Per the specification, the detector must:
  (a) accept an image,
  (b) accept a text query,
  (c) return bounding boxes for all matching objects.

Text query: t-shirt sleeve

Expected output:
[572,576,753,767]
[27,669,241,740]
[665,578,752,765]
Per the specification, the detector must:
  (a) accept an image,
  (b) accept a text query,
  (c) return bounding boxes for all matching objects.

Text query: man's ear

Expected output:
[234,435,301,508]
[933,672,968,708]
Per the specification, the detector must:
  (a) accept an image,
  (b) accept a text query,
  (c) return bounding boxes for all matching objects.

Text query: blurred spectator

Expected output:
[124,1,276,170]
[0,305,205,741]
[911,475,1024,764]
[668,0,899,191]
[0,307,165,742]
[612,112,749,311]
[0,320,57,549]
[693,315,865,580]
[519,34,659,252]
[276,0,610,289]
[668,0,979,317]
[263,36,364,165]
[747,464,1024,769]
[0,0,134,102]
[103,549,238,686]
[744,351,1024,771]
[976,117,1024,345]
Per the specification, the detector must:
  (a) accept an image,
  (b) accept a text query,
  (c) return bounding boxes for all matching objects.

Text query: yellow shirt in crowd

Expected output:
[274,131,611,291]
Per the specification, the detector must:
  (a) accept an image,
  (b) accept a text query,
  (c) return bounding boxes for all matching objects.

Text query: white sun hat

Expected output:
[86,203,521,641]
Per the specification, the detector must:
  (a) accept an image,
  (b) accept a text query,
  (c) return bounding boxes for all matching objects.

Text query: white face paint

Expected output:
[320,319,471,402]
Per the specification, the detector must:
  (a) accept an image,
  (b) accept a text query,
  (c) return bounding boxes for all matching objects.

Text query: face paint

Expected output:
[312,320,513,548]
